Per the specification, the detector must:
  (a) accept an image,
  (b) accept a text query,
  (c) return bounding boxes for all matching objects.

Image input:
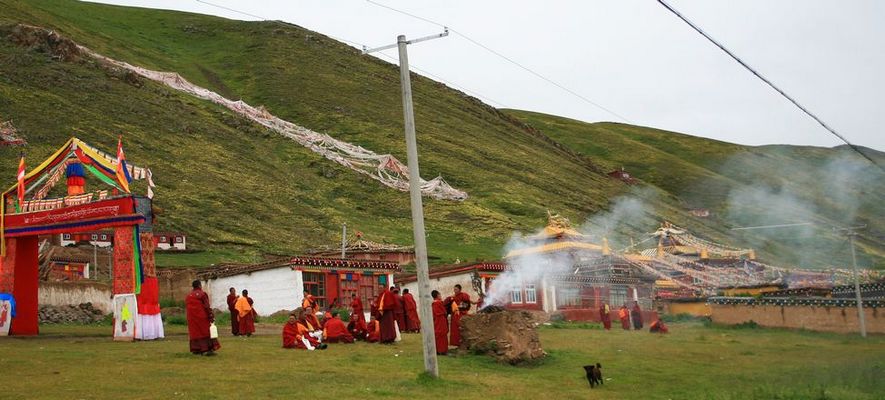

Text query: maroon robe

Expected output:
[185,288,220,354]
[323,317,354,343]
[403,293,421,332]
[632,304,644,330]
[600,304,612,330]
[376,289,397,343]
[347,318,367,340]
[350,297,367,333]
[393,292,406,333]
[432,299,449,354]
[226,293,239,336]
[237,297,255,335]
[282,320,301,349]
[449,292,471,347]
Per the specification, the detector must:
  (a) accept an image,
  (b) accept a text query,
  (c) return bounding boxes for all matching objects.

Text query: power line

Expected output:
[195,0,363,47]
[375,51,510,108]
[656,0,883,173]
[365,0,632,123]
[194,0,509,108]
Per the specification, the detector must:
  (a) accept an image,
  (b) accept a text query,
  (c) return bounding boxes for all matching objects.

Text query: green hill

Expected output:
[0,0,880,269]
[507,110,885,269]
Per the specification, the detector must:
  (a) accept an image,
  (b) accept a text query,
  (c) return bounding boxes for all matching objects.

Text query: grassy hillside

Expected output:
[0,0,880,269]
[507,110,885,269]
[0,0,627,265]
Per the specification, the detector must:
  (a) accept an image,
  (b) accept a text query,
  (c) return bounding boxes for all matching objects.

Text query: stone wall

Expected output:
[38,281,112,313]
[156,269,197,301]
[710,303,884,334]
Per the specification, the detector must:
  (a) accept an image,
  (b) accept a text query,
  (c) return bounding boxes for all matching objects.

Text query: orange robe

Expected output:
[403,293,421,332]
[302,294,317,310]
[305,314,321,332]
[366,320,381,343]
[323,317,354,343]
[619,307,630,330]
[449,292,470,347]
[235,296,255,335]
[432,299,449,354]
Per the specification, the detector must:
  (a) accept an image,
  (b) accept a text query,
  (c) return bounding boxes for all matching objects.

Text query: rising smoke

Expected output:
[484,187,661,308]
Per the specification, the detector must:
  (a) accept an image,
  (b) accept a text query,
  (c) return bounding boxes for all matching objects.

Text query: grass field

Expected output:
[2,322,883,399]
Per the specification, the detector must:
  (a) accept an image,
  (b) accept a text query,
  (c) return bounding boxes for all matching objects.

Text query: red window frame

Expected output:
[302,272,327,308]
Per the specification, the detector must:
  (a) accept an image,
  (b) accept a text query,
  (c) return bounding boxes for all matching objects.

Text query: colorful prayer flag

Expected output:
[115,136,132,193]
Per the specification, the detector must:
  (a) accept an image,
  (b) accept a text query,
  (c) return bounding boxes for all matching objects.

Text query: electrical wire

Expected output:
[195,0,510,108]
[365,0,632,123]
[656,0,883,172]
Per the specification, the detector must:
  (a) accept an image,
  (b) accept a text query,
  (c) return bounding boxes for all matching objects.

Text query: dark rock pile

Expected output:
[39,303,107,324]
[460,309,546,365]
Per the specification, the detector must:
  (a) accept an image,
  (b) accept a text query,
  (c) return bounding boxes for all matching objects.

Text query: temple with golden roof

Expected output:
[498,211,657,322]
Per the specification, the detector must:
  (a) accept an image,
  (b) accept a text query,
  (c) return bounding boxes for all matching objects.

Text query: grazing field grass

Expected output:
[2,322,883,399]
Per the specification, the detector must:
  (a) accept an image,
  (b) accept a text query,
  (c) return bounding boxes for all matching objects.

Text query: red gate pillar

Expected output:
[4,236,39,335]
[113,227,135,294]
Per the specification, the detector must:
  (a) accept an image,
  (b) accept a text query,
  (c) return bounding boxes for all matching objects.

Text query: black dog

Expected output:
[583,363,603,387]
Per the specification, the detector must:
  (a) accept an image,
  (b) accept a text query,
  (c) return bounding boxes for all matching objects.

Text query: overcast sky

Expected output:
[89,0,885,150]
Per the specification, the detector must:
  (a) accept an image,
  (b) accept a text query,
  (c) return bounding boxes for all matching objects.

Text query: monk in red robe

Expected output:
[185,280,220,355]
[631,302,644,330]
[649,319,669,334]
[235,289,255,336]
[323,311,355,343]
[618,304,631,330]
[448,284,471,347]
[599,302,612,330]
[350,294,367,332]
[226,287,239,336]
[304,306,322,332]
[375,287,397,344]
[402,288,421,333]
[347,313,368,340]
[431,290,448,355]
[392,287,406,334]
[366,315,381,343]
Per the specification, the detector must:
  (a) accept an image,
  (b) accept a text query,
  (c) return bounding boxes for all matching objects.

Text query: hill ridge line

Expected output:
[14,24,468,201]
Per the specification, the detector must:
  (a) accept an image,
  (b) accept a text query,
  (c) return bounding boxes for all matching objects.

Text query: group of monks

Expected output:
[184,280,482,355]
[226,287,256,337]
[601,301,668,333]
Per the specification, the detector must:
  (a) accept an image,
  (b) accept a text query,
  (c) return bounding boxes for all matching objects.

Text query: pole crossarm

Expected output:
[362,29,448,54]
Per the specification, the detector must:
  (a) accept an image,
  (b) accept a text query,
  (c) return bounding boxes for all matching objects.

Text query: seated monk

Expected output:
[298,309,324,344]
[649,319,669,334]
[347,312,368,340]
[366,315,381,343]
[323,311,354,343]
[304,307,322,332]
[283,313,326,350]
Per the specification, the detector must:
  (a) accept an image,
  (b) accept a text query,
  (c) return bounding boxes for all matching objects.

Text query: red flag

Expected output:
[16,154,25,206]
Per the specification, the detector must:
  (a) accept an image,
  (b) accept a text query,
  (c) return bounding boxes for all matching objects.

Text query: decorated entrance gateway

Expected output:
[0,138,159,338]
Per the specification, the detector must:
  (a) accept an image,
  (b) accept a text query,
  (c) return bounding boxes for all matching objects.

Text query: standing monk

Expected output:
[431,290,448,355]
[448,284,471,347]
[402,288,420,333]
[235,289,255,337]
[599,302,612,330]
[631,302,644,330]
[350,293,367,333]
[185,280,220,355]
[226,287,239,336]
[392,287,406,334]
[618,304,631,330]
[375,286,397,344]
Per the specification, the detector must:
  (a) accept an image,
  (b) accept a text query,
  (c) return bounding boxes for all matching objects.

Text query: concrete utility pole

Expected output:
[847,230,867,338]
[93,243,98,280]
[341,223,347,259]
[363,29,448,378]
[831,225,868,338]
